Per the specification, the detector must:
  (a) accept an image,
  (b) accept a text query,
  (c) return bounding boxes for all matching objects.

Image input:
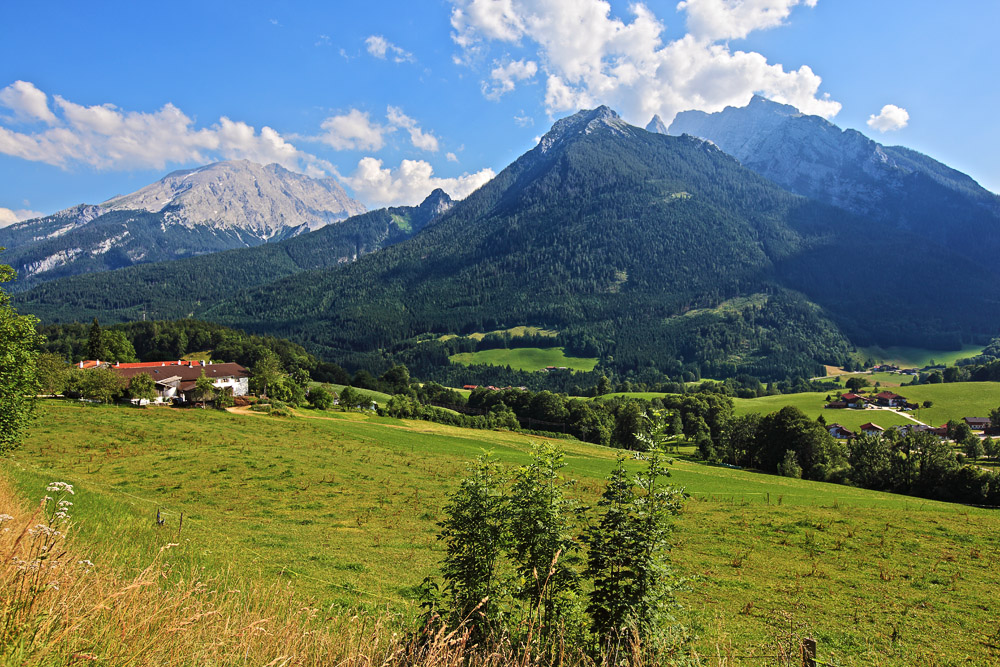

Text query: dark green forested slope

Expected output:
[12,190,451,322]
[195,109,864,379]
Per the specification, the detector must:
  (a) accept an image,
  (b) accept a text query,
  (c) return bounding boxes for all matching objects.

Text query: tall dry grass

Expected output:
[0,477,697,667]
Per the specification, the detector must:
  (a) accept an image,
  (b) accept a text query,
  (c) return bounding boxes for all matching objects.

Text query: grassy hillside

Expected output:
[860,344,984,368]
[449,347,598,372]
[731,382,1000,428]
[4,401,999,665]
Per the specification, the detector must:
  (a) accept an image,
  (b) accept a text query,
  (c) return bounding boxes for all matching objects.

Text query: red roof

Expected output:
[841,393,865,401]
[860,422,884,431]
[110,363,249,384]
[875,391,906,400]
[81,360,210,370]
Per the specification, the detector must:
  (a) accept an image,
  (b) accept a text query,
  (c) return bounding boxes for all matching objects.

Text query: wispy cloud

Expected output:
[365,35,415,63]
[387,106,440,152]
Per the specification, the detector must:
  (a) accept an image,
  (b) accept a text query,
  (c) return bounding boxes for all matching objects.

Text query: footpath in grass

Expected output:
[5,401,1000,665]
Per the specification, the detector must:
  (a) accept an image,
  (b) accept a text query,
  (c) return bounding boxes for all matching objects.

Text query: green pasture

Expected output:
[893,382,1000,425]
[325,383,393,406]
[732,382,1000,428]
[449,347,598,372]
[860,344,983,368]
[439,326,558,342]
[4,401,1000,665]
[731,393,911,430]
[820,371,913,387]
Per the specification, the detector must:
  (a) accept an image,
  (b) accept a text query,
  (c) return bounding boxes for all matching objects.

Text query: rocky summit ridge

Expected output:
[0,160,366,289]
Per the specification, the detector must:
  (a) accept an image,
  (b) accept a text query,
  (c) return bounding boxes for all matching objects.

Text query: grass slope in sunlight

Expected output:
[4,401,999,665]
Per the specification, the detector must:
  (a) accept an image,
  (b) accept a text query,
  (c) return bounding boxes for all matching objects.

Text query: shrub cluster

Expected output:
[424,440,692,664]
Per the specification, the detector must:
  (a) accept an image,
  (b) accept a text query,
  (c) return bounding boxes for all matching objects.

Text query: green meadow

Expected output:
[860,344,983,368]
[600,382,1000,431]
[449,346,598,372]
[4,400,1000,665]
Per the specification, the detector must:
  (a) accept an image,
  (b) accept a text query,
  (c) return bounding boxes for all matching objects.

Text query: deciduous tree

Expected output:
[0,260,41,454]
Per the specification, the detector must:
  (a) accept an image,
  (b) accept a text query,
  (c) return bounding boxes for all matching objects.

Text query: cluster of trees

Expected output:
[427,442,689,661]
[381,380,735,453]
[706,406,1000,505]
[37,319,356,385]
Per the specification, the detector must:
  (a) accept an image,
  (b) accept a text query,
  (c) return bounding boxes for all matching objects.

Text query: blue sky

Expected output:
[1,0,997,223]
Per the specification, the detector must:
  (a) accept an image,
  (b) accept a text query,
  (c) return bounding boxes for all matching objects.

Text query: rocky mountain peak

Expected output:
[645,114,668,134]
[538,106,633,153]
[418,188,454,217]
[101,160,365,237]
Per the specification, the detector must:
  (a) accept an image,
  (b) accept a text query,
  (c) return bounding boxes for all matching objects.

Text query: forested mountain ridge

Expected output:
[191,107,881,378]
[666,96,1000,273]
[0,160,365,291]
[15,107,1000,381]
[11,189,452,322]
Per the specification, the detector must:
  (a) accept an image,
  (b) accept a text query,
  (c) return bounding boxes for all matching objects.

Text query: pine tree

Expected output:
[87,317,106,360]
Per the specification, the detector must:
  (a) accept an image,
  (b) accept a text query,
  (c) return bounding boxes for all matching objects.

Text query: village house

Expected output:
[840,393,869,409]
[82,360,250,403]
[827,423,855,440]
[873,391,908,408]
[860,422,884,436]
[963,417,991,431]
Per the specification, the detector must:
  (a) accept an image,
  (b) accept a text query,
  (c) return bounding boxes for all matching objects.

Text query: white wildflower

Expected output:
[46,482,75,495]
[0,514,14,523]
[28,524,60,538]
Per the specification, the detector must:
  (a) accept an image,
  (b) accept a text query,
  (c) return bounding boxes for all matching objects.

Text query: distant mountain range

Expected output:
[0,160,365,290]
[665,96,1000,272]
[12,101,1000,381]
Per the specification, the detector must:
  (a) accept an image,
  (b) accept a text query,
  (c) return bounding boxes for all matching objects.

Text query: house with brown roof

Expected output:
[860,422,884,436]
[840,393,869,409]
[964,417,991,431]
[827,423,855,440]
[874,391,908,407]
[93,360,250,403]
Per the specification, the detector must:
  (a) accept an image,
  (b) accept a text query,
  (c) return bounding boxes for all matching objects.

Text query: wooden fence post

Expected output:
[801,637,817,667]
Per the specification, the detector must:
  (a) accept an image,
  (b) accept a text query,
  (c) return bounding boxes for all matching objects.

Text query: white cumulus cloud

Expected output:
[867,104,909,132]
[0,82,327,174]
[0,80,57,124]
[343,157,494,207]
[449,0,840,125]
[484,59,539,99]
[678,0,818,42]
[0,206,43,227]
[365,35,415,63]
[318,109,391,151]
